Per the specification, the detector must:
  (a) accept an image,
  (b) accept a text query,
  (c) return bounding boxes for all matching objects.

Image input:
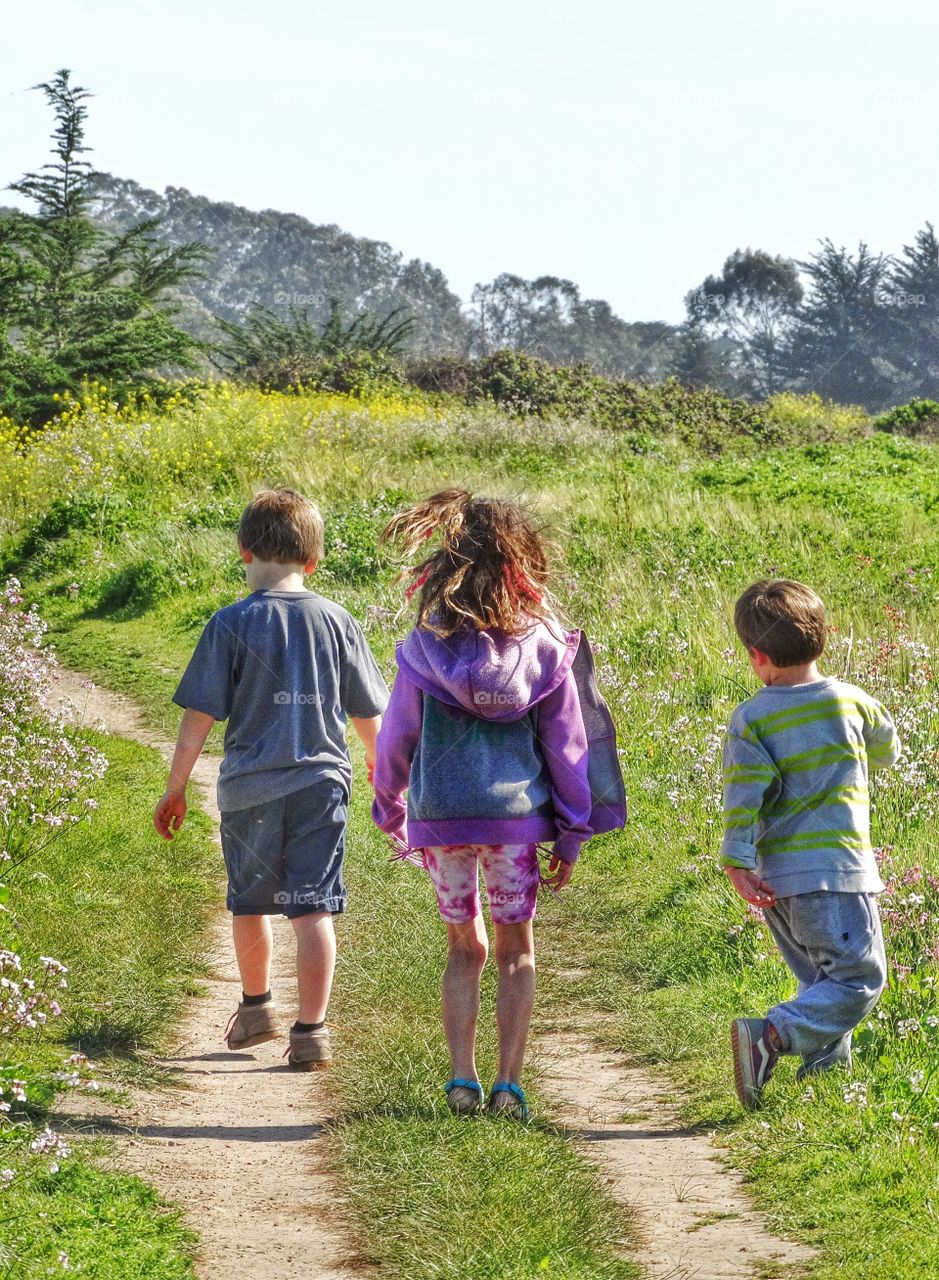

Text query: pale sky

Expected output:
[3,0,938,322]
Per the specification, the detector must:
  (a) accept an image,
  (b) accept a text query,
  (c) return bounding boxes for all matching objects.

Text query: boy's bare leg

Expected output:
[442,917,489,1079]
[232,914,273,997]
[493,920,536,1084]
[292,911,336,1024]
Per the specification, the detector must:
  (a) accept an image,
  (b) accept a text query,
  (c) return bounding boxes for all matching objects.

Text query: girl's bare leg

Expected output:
[442,916,489,1079]
[493,920,536,1083]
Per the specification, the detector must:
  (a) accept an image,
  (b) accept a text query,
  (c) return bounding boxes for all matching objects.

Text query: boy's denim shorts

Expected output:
[219,780,347,917]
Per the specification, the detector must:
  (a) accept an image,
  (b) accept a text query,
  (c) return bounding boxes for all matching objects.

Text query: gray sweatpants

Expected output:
[763,891,887,1070]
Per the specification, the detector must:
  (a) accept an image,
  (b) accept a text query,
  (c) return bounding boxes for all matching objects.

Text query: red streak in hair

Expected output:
[405,568,430,602]
[507,565,542,603]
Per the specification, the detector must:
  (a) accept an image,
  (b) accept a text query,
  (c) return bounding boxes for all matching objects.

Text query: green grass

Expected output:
[0,732,220,1277]
[4,385,939,1276]
[0,1152,197,1280]
[328,797,636,1279]
[11,732,219,1059]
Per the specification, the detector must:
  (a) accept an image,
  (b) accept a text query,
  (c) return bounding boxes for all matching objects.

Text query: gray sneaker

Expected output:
[224,1000,281,1050]
[286,1025,332,1071]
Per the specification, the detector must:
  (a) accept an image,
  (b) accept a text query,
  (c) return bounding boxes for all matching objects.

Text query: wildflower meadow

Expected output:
[0,382,937,1276]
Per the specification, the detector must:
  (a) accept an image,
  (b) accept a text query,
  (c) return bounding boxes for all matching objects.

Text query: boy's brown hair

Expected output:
[734,579,827,667]
[238,488,324,565]
[381,489,558,637]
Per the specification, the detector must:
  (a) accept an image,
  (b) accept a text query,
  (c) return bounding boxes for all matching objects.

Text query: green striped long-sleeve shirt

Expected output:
[720,676,900,897]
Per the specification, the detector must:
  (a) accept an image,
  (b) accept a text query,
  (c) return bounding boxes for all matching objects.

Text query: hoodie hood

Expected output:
[398,622,580,723]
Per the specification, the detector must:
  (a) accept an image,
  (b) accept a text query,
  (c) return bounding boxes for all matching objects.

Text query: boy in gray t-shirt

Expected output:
[154,488,387,1069]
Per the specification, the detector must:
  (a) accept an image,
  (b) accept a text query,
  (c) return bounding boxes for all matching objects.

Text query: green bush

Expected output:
[763,391,869,444]
[874,397,939,439]
[301,349,405,396]
[405,355,475,397]
[401,354,776,453]
[468,349,604,418]
[97,559,178,613]
[16,494,139,558]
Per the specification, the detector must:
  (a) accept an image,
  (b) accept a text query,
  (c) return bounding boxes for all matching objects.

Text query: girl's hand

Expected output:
[154,790,187,840]
[544,855,573,892]
[724,866,775,907]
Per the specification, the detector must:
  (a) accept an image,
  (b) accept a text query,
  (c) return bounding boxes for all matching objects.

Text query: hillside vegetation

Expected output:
[0,383,937,1276]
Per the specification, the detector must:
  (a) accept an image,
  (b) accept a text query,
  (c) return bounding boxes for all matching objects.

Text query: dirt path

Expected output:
[53,669,814,1280]
[52,670,362,1280]
[539,1030,816,1279]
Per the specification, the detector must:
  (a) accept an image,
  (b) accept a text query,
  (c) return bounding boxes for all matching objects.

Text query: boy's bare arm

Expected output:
[153,708,216,839]
[350,714,382,783]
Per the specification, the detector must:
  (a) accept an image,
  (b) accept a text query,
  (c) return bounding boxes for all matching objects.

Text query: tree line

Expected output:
[3,70,938,425]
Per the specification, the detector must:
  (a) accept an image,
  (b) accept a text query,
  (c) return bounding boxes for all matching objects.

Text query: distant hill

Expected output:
[86,174,682,378]
[87,173,471,355]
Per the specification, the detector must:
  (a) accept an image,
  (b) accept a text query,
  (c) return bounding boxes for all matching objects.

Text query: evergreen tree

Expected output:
[786,241,901,409]
[883,223,939,400]
[0,70,209,424]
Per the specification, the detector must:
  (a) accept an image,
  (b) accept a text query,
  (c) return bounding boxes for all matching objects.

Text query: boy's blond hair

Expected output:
[238,488,324,565]
[734,579,826,667]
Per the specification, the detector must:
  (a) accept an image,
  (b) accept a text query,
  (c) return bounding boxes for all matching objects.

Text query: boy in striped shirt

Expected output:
[722,579,900,1108]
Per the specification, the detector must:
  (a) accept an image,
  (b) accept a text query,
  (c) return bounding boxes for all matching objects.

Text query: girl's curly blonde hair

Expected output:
[381,489,559,637]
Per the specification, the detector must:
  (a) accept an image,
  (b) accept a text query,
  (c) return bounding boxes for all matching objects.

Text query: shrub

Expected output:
[405,355,475,397]
[763,392,870,444]
[96,559,178,613]
[216,299,413,397]
[874,398,939,440]
[466,349,603,418]
[14,495,141,565]
[408,356,772,452]
[593,378,766,451]
[0,577,104,1149]
[301,349,405,397]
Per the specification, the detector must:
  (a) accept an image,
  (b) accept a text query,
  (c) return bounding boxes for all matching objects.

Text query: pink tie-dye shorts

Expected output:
[422,843,541,925]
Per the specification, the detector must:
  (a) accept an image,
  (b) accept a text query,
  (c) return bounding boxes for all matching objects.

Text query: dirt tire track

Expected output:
[539,1031,815,1279]
[52,670,364,1280]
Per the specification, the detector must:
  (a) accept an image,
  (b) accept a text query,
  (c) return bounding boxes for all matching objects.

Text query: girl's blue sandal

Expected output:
[487,1080,529,1121]
[444,1078,484,1114]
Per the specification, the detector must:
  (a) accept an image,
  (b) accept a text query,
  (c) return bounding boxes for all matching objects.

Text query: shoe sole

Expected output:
[286,1055,331,1071]
[226,1028,282,1050]
[731,1019,758,1110]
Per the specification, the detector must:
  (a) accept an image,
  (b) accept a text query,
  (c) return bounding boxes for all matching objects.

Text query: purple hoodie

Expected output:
[373,622,607,862]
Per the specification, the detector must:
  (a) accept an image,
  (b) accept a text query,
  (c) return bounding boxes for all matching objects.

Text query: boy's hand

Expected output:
[365,757,375,786]
[543,854,574,892]
[154,790,187,840]
[725,866,776,908]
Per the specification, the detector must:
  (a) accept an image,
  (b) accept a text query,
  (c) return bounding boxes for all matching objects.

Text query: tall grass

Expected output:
[0,732,218,1277]
[2,384,938,1275]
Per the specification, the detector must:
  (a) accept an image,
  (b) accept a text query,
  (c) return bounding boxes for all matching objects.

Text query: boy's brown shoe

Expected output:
[286,1025,332,1071]
[224,1000,281,1050]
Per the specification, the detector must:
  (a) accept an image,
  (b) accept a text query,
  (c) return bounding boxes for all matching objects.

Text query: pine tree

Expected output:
[0,69,210,424]
[883,224,939,400]
[786,241,901,410]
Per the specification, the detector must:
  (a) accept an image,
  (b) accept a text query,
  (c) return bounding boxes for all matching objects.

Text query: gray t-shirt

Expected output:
[173,589,388,812]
